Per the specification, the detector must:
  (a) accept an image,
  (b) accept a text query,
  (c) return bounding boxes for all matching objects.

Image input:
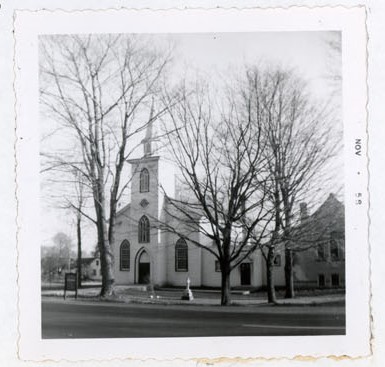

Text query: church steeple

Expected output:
[142,99,154,157]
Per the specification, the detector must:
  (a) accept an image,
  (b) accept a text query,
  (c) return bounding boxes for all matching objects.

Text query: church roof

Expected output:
[162,195,203,220]
[116,203,131,217]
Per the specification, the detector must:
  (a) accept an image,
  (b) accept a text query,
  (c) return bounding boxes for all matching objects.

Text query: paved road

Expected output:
[42,299,345,338]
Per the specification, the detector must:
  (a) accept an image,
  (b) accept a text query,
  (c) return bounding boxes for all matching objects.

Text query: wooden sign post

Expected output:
[64,272,78,299]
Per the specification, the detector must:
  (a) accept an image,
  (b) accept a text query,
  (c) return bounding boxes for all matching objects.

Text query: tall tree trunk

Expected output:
[98,223,115,297]
[108,188,118,282]
[282,199,295,299]
[284,248,295,298]
[221,232,232,306]
[94,183,115,298]
[266,247,277,303]
[221,269,231,306]
[76,214,82,288]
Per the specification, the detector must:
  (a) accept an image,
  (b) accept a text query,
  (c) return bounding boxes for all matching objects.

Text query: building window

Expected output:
[120,240,130,270]
[317,243,326,261]
[215,260,221,272]
[330,239,339,261]
[331,273,340,287]
[273,254,281,267]
[138,216,150,243]
[175,238,188,272]
[95,260,99,266]
[318,274,325,288]
[93,269,97,276]
[140,168,149,193]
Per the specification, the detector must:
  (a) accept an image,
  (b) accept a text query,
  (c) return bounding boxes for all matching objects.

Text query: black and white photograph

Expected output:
[14,7,370,361]
[38,31,346,339]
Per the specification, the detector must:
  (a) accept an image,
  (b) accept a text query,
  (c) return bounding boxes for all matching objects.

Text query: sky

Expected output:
[165,32,340,101]
[40,31,342,254]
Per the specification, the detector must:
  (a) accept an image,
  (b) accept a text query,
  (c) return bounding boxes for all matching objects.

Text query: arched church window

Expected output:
[175,238,188,272]
[138,216,150,243]
[140,168,149,193]
[120,240,130,271]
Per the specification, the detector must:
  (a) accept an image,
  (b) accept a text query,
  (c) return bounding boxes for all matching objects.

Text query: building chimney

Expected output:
[300,202,308,223]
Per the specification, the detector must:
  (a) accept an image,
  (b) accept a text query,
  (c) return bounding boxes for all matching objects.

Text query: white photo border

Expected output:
[14,6,369,361]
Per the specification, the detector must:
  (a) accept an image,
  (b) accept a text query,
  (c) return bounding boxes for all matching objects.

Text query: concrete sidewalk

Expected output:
[41,285,345,307]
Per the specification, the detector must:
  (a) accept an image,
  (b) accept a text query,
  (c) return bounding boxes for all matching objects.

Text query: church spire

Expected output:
[142,98,154,157]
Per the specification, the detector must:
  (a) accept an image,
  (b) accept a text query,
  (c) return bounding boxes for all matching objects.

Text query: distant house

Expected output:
[259,193,345,290]
[79,257,102,281]
[290,193,345,289]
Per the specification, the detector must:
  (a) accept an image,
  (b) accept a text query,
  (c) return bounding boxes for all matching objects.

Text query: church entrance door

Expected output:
[139,263,150,284]
[137,250,150,284]
[240,263,251,285]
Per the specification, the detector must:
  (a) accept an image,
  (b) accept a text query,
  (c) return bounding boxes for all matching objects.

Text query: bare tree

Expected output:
[40,34,171,297]
[323,32,342,100]
[245,67,341,299]
[55,232,74,272]
[41,153,96,287]
[70,170,87,288]
[159,82,273,305]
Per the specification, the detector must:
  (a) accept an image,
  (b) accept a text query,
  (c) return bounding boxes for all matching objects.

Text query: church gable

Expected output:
[115,203,131,226]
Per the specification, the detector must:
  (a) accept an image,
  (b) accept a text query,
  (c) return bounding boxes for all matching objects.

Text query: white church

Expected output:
[112,123,345,290]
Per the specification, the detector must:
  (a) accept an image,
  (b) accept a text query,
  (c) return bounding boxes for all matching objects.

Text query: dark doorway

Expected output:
[137,250,151,284]
[240,263,251,285]
[138,263,150,284]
